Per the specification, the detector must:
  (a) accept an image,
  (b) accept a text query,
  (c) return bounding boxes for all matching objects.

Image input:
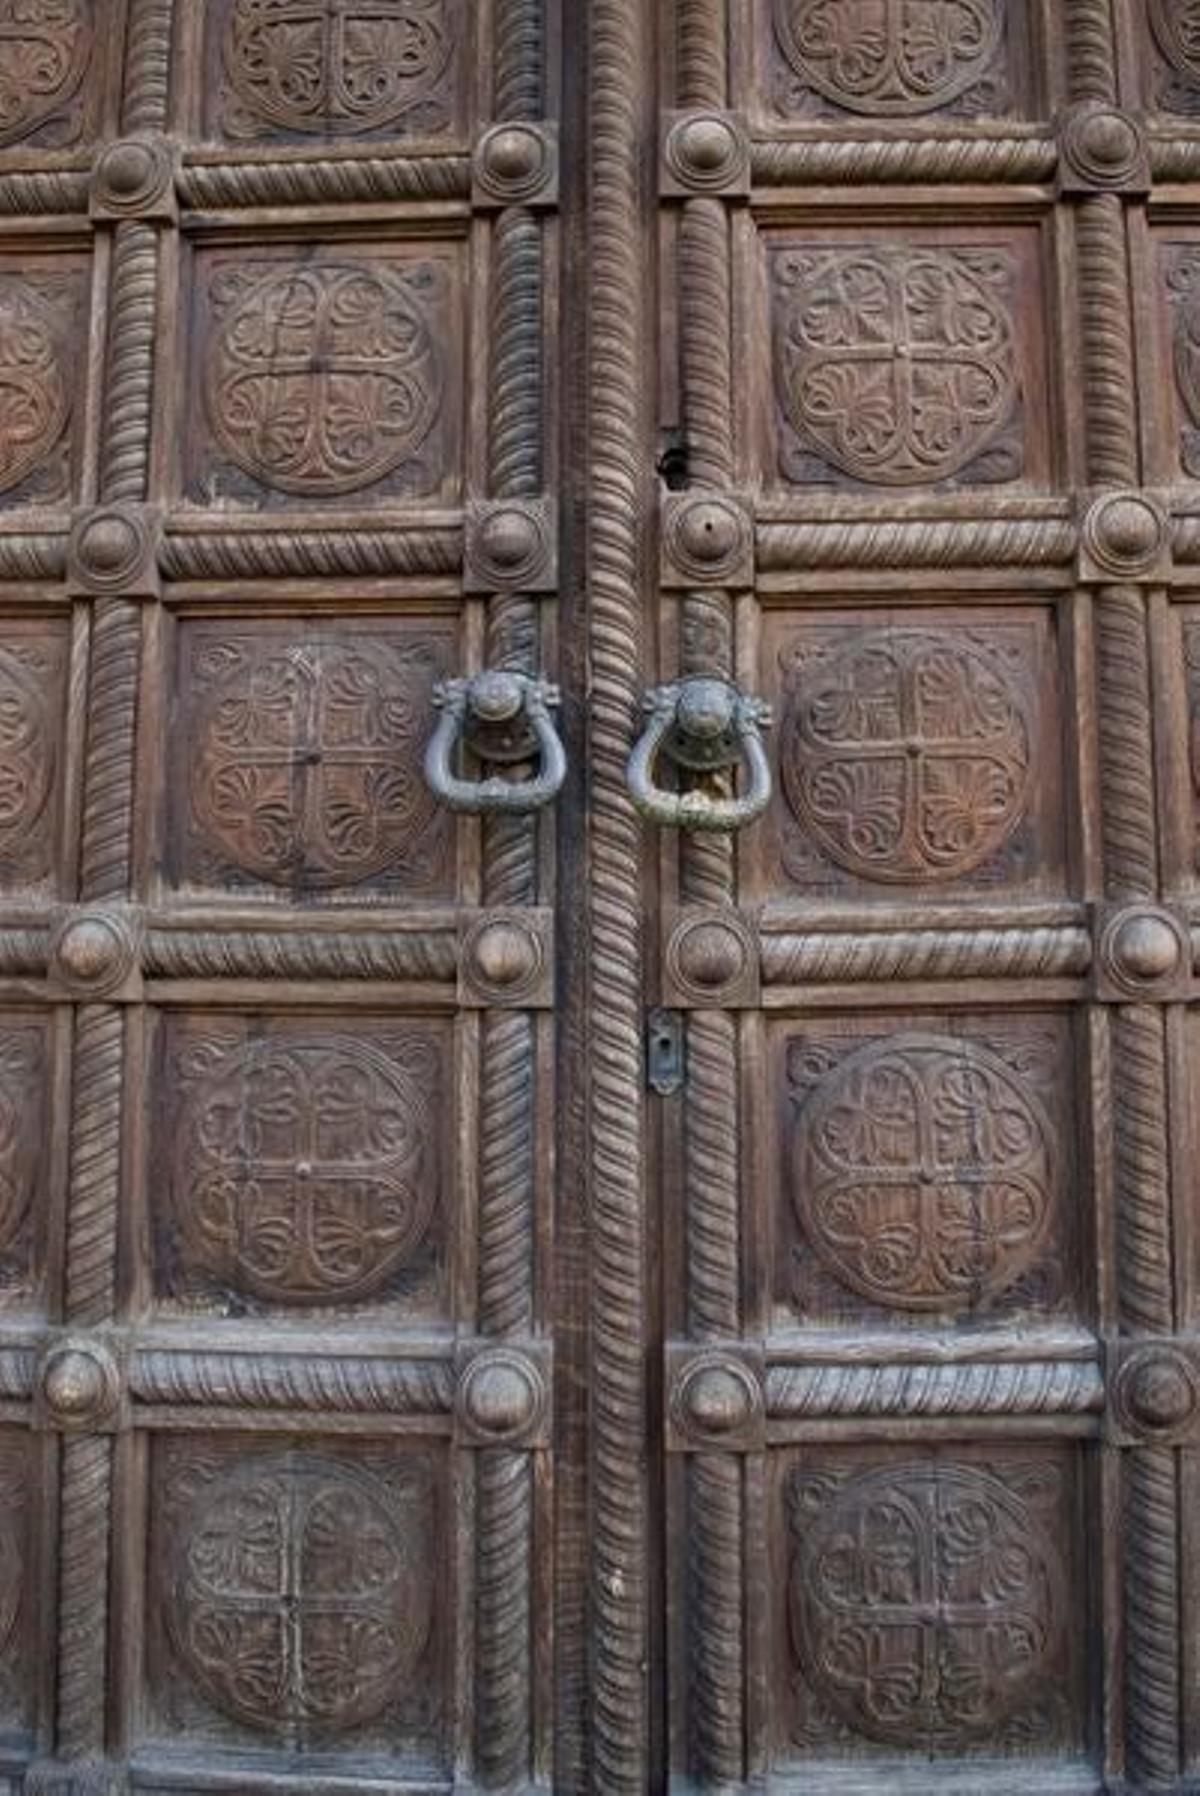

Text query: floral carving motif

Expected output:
[772,246,1020,487]
[0,1031,42,1290]
[780,630,1032,883]
[203,260,444,497]
[790,1033,1053,1310]
[0,277,71,497]
[166,1449,434,1736]
[185,635,445,891]
[1150,1,1200,113]
[773,0,1004,116]
[0,0,90,149]
[0,648,54,874]
[220,0,455,138]
[788,1461,1061,1748]
[1165,250,1200,476]
[171,1032,437,1306]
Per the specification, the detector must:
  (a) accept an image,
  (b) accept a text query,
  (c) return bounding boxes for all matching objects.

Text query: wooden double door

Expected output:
[4,0,1200,1790]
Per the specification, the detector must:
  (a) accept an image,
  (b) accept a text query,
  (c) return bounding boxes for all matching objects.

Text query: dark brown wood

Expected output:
[0,1,1197,1791]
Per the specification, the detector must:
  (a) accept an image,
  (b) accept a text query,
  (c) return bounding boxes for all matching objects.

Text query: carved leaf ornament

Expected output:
[773,0,1003,114]
[792,1033,1053,1310]
[222,0,454,137]
[204,261,443,497]
[773,247,1020,487]
[781,629,1032,883]
[789,1462,1061,1747]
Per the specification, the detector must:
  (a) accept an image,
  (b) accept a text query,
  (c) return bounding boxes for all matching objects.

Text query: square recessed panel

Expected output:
[770,1009,1084,1330]
[180,241,465,511]
[757,0,1036,125]
[165,614,457,901]
[0,1431,36,1750]
[0,1014,51,1312]
[0,620,69,898]
[152,1011,453,1321]
[1157,236,1200,484]
[0,3,101,156]
[761,606,1067,901]
[0,257,90,511]
[144,1433,450,1769]
[198,0,469,145]
[1142,1,1200,113]
[762,225,1055,496]
[769,1443,1088,1770]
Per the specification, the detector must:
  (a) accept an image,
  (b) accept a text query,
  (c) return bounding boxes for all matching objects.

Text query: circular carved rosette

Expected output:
[669,1351,763,1448]
[39,1339,121,1430]
[0,0,91,151]
[68,506,159,597]
[1059,104,1147,193]
[789,1462,1062,1749]
[1097,906,1188,999]
[772,0,1004,117]
[662,493,753,588]
[465,500,555,592]
[460,912,550,1008]
[91,136,177,219]
[665,911,756,1007]
[662,111,749,194]
[457,1347,548,1446]
[167,1451,433,1737]
[473,122,558,206]
[781,629,1032,886]
[793,1032,1054,1312]
[1079,491,1168,584]
[0,276,72,496]
[221,0,456,139]
[1113,1345,1199,1442]
[772,245,1019,487]
[204,260,443,498]
[173,1033,436,1307]
[51,908,141,998]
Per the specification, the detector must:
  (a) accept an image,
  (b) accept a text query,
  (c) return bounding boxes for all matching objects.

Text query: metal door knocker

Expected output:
[626,676,771,832]
[425,670,566,814]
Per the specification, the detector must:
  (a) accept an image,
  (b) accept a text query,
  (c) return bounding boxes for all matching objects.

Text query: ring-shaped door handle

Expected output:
[425,670,566,815]
[626,676,772,833]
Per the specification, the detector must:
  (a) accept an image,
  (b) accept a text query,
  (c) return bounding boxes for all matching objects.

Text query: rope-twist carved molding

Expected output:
[751,136,1056,187]
[475,1448,534,1787]
[1114,1005,1173,1337]
[757,516,1075,572]
[177,154,471,209]
[66,1006,123,1329]
[687,1453,743,1785]
[479,1011,536,1338]
[56,1436,114,1759]
[766,1358,1105,1420]
[1124,1447,1181,1784]
[762,925,1092,985]
[144,926,458,982]
[129,1350,455,1414]
[160,525,463,581]
[588,0,649,1781]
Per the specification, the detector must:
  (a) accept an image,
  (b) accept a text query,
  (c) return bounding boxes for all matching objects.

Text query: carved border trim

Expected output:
[160,521,464,582]
[128,1349,456,1416]
[587,0,649,1781]
[757,514,1076,573]
[750,134,1057,188]
[766,1358,1105,1425]
[761,923,1093,986]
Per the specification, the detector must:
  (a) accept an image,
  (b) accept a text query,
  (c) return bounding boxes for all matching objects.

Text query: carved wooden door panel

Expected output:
[0,3,567,1793]
[653,1,1200,1790]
